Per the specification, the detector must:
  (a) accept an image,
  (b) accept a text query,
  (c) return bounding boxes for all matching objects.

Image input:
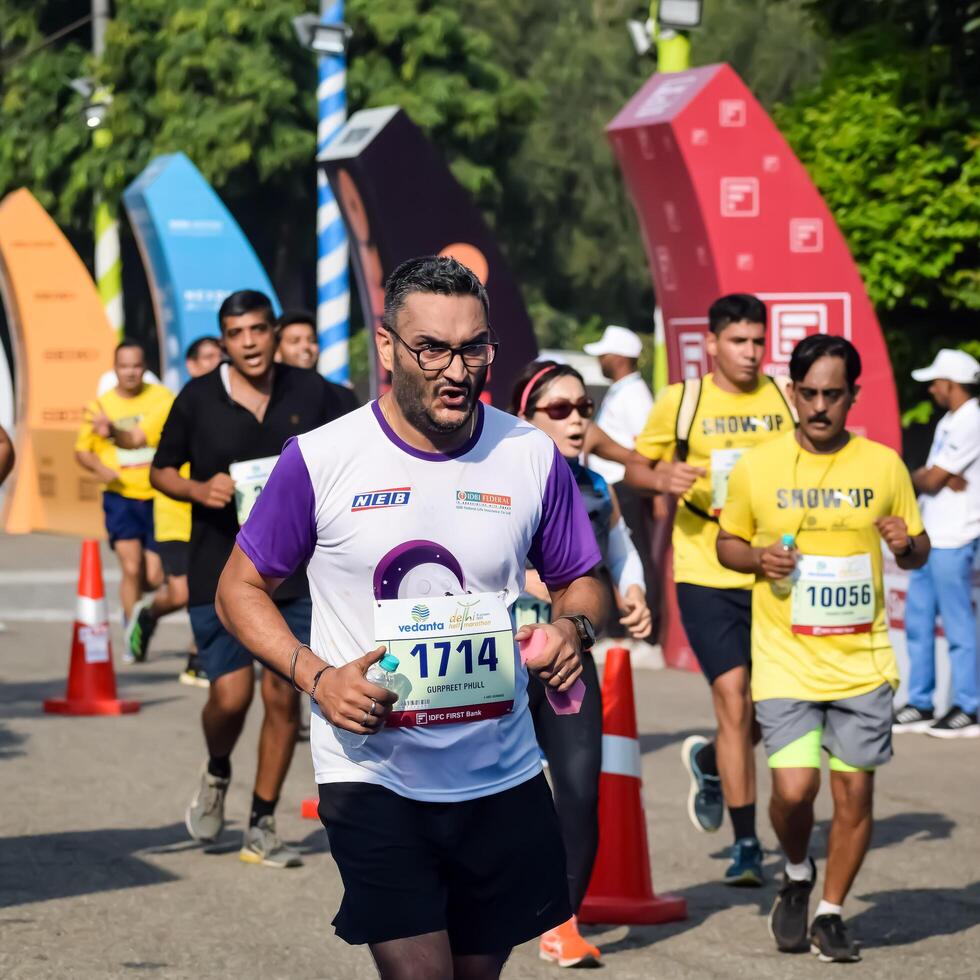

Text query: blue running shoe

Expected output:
[725,837,764,886]
[681,735,723,833]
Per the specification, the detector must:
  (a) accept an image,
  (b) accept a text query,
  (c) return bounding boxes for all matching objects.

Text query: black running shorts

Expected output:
[676,582,752,684]
[317,773,571,953]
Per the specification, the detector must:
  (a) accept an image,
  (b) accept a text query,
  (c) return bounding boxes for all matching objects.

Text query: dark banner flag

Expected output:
[318,106,537,405]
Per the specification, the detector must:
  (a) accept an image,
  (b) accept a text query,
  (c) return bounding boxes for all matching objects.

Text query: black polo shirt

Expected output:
[153,363,355,607]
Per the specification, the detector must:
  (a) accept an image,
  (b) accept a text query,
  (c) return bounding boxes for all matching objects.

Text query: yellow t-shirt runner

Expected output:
[140,396,191,544]
[75,384,175,500]
[720,430,924,703]
[635,373,794,589]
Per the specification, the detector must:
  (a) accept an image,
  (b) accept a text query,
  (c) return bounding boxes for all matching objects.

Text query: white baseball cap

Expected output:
[911,348,980,385]
[583,325,643,359]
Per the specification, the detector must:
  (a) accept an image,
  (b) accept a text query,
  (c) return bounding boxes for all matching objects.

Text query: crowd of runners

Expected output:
[66,255,979,977]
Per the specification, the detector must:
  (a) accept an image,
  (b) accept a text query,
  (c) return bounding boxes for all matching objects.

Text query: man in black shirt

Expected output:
[152,289,355,867]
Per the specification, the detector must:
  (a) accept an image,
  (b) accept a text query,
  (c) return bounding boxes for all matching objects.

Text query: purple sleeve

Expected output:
[527,444,602,587]
[236,437,317,579]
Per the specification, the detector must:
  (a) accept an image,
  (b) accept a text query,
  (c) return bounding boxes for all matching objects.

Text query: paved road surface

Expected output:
[1,534,978,978]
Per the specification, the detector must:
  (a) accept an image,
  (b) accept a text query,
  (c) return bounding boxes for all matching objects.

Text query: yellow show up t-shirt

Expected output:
[139,395,190,543]
[720,431,924,703]
[635,373,793,589]
[75,384,175,500]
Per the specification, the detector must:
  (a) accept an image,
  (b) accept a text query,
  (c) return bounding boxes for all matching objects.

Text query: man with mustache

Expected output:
[717,334,929,962]
[626,294,795,886]
[215,256,605,979]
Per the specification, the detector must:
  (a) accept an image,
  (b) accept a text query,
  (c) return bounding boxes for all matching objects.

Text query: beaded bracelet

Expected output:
[309,665,331,702]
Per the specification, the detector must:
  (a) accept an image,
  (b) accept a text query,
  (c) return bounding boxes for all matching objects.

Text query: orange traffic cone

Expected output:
[578,646,686,925]
[44,540,139,716]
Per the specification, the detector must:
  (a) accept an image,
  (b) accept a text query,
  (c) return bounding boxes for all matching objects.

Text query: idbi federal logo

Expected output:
[399,603,445,634]
[455,489,512,514]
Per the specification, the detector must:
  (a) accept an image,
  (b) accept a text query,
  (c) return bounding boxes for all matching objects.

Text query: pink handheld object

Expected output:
[518,629,586,715]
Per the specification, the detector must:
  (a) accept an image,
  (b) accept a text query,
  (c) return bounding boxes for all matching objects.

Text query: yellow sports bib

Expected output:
[791,554,874,636]
[374,592,516,727]
[230,455,279,526]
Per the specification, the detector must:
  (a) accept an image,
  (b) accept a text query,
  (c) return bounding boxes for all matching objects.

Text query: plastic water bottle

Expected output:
[770,534,797,598]
[334,653,400,750]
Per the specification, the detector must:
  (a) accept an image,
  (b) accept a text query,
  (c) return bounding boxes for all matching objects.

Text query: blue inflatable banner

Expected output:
[123,153,280,388]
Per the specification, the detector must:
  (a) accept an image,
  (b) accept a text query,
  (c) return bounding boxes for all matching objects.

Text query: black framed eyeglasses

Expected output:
[386,326,498,372]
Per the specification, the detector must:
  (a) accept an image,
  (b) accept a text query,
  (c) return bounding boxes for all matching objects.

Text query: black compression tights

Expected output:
[527,652,603,912]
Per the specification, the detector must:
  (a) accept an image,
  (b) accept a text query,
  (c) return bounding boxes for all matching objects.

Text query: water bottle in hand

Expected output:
[334,652,400,750]
[771,534,797,598]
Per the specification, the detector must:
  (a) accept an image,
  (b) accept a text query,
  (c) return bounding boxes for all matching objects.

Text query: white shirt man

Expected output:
[584,325,653,485]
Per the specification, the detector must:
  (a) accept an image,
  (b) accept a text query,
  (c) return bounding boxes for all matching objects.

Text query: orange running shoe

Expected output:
[539,915,601,968]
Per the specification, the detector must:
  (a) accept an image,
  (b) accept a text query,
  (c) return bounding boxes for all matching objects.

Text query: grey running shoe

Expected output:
[769,858,817,953]
[239,816,303,868]
[185,767,229,842]
[681,735,724,833]
[892,704,934,733]
[810,914,861,963]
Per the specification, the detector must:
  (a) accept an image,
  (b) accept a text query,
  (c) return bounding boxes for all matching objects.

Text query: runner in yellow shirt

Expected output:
[717,334,929,963]
[75,340,173,628]
[126,336,224,679]
[626,294,793,885]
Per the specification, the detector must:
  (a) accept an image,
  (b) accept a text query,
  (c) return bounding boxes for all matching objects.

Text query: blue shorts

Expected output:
[189,597,312,682]
[102,491,157,551]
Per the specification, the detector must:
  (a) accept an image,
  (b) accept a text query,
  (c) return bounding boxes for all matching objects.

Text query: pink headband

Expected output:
[518,364,560,417]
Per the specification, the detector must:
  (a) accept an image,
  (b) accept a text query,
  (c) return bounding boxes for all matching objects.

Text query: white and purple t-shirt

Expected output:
[237,401,600,802]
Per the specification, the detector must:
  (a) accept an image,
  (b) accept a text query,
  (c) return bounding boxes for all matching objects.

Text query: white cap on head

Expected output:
[911,348,980,385]
[583,325,643,359]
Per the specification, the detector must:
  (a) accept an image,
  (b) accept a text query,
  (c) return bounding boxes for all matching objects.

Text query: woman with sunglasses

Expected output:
[510,360,652,968]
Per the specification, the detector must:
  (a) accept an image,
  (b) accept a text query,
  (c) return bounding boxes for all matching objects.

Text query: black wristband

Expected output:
[897,537,915,558]
[309,665,331,701]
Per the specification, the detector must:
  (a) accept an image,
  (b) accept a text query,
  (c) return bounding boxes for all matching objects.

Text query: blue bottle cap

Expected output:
[781,533,795,548]
[379,653,400,672]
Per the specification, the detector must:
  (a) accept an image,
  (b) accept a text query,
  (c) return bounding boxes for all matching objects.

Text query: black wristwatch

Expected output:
[558,614,596,652]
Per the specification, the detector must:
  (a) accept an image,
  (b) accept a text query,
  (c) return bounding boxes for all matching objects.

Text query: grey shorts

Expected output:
[755,683,893,771]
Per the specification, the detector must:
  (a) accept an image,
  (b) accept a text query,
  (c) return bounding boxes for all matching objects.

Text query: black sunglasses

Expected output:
[533,397,595,421]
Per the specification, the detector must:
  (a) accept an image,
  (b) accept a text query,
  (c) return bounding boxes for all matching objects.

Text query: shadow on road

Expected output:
[638,728,710,755]
[0,823,187,909]
[850,880,980,948]
[0,721,28,758]
[597,810,960,956]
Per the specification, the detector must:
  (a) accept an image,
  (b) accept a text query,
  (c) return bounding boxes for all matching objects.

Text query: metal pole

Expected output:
[92,0,123,339]
[316,0,350,382]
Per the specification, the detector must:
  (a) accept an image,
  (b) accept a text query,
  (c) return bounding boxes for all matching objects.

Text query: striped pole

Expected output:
[95,197,124,339]
[316,0,350,382]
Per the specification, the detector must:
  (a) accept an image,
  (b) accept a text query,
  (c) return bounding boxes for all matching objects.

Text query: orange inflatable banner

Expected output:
[0,189,117,536]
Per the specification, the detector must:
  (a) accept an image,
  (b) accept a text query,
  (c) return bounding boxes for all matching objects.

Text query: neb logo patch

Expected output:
[351,487,411,512]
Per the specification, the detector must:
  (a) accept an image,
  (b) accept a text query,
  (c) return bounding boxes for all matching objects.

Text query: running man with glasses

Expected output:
[216,256,605,979]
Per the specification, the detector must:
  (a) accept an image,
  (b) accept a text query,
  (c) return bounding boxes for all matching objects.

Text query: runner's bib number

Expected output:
[710,449,745,514]
[514,595,550,628]
[374,591,516,727]
[791,554,874,636]
[229,455,279,526]
[116,446,156,469]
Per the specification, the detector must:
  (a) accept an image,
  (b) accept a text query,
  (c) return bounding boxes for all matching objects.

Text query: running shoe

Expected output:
[724,836,763,886]
[239,816,303,869]
[179,654,210,688]
[538,915,601,968]
[127,603,157,664]
[926,706,980,739]
[768,857,816,953]
[185,767,229,842]
[892,704,934,733]
[681,735,723,833]
[810,913,861,963]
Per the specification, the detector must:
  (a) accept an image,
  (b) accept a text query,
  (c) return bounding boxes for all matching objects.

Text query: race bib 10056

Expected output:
[374,591,516,728]
[791,553,875,636]
[229,455,279,526]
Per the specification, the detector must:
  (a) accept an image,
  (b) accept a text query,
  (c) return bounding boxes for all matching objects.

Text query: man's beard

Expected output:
[391,365,487,437]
